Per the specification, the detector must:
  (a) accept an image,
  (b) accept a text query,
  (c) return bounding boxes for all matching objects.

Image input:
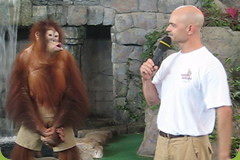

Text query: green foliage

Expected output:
[231,137,240,158]
[116,65,145,122]
[226,59,240,102]
[226,62,240,159]
[201,0,240,31]
[209,127,217,142]
[141,31,161,61]
[201,0,215,8]
[223,58,240,124]
[116,104,139,122]
[141,28,168,61]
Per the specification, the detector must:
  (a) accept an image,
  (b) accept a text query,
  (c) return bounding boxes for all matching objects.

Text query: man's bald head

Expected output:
[172,5,204,30]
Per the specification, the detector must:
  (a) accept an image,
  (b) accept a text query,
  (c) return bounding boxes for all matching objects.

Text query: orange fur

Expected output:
[10,144,35,160]
[59,146,81,160]
[6,20,89,159]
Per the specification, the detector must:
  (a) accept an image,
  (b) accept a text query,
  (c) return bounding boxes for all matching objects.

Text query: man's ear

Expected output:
[35,31,39,40]
[187,24,195,35]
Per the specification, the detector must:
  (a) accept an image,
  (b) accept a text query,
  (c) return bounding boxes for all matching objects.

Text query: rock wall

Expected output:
[1,0,240,134]
[219,0,240,8]
[0,0,239,158]
[15,0,205,122]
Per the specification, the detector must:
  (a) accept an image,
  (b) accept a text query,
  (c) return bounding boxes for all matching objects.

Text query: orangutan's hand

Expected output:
[41,127,64,147]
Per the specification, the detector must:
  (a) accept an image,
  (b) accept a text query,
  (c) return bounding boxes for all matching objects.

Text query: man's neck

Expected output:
[178,38,203,53]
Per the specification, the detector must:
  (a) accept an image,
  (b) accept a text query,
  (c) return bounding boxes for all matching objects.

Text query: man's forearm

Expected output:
[217,106,232,160]
[142,78,160,106]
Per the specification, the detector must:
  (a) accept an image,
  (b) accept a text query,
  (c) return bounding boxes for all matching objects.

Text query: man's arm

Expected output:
[217,106,232,160]
[140,58,160,106]
[142,78,160,106]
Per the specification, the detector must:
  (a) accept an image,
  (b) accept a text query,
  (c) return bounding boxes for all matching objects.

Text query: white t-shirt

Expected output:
[152,47,232,136]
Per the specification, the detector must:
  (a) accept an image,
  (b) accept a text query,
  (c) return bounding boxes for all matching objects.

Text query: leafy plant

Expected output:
[200,0,240,31]
[223,58,240,158]
[141,29,168,61]
[228,65,240,101]
[231,137,240,158]
[223,58,240,121]
[116,104,141,122]
[116,63,145,122]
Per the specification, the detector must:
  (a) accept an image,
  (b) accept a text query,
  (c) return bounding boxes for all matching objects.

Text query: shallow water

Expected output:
[0,142,14,158]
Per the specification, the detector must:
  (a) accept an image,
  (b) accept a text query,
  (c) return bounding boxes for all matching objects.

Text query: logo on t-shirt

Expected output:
[181,69,192,81]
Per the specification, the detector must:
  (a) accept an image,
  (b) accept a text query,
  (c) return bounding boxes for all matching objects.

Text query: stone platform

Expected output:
[76,123,144,160]
[33,122,144,160]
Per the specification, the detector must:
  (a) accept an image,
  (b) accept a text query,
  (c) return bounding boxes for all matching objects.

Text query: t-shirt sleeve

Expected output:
[201,62,232,109]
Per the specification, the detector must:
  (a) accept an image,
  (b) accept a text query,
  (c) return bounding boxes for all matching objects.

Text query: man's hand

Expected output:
[140,58,160,106]
[140,58,158,81]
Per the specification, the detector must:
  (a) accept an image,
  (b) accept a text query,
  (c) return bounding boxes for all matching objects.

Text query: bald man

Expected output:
[140,5,232,160]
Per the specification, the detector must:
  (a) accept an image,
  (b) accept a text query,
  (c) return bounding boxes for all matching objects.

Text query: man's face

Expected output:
[166,12,189,44]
